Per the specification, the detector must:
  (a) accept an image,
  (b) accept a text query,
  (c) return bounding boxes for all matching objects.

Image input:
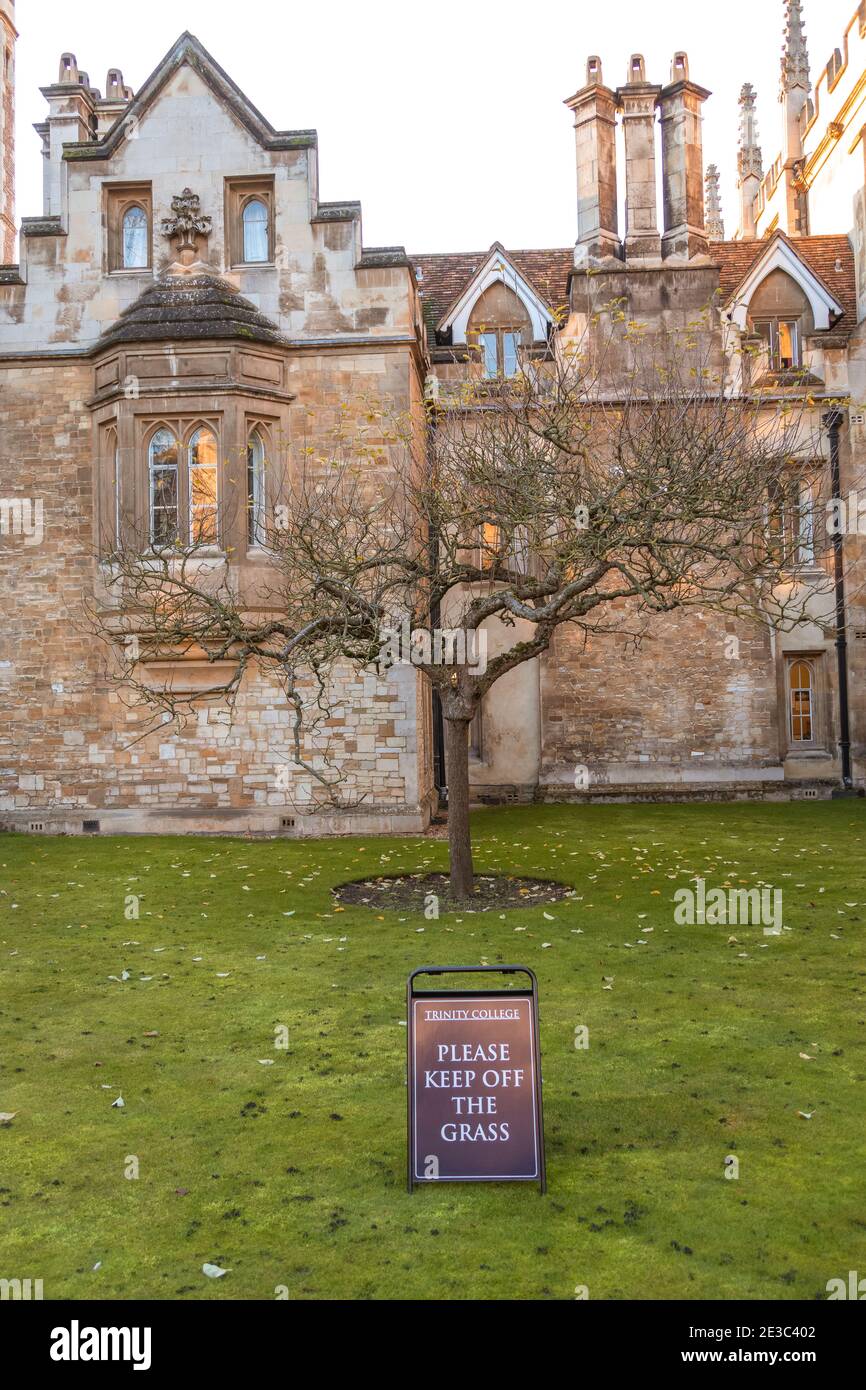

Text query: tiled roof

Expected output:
[413,233,858,341]
[712,232,856,333]
[411,246,574,336]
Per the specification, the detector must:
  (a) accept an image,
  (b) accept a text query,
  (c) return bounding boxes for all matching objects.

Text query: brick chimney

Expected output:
[658,52,710,259]
[564,56,620,262]
[0,0,16,263]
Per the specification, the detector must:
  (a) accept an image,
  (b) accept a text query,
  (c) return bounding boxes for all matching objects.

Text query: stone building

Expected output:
[1,2,865,836]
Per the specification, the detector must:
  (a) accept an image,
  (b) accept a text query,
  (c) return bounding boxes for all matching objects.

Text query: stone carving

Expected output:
[160,188,212,261]
[781,0,810,97]
[704,164,725,241]
[737,83,763,181]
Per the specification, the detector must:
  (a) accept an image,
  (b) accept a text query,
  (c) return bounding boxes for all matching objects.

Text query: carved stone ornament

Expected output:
[161,188,212,264]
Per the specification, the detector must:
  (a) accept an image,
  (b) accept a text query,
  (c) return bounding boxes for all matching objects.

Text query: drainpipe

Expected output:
[824,407,853,790]
[425,394,447,805]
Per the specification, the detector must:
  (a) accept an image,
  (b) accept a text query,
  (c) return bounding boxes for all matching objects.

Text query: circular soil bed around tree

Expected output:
[333,872,575,913]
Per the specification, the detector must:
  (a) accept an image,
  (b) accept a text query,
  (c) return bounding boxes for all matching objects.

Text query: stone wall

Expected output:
[539,606,786,792]
[0,348,435,836]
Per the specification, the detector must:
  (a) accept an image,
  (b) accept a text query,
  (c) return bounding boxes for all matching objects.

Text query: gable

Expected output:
[714,234,852,334]
[413,247,573,342]
[62,32,316,165]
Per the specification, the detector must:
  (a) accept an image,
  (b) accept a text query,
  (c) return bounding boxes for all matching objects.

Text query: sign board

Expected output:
[407,966,545,1191]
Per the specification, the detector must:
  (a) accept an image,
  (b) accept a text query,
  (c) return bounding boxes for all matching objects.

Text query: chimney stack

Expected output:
[616,55,662,259]
[658,52,710,259]
[38,52,98,219]
[565,57,620,262]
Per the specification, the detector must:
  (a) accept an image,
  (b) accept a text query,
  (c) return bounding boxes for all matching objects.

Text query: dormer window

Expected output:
[467,283,532,379]
[746,268,813,377]
[122,206,149,269]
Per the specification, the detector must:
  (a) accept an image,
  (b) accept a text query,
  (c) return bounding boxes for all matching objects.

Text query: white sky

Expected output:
[11,0,856,254]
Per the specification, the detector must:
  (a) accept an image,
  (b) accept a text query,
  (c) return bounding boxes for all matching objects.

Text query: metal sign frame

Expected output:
[407,964,546,1194]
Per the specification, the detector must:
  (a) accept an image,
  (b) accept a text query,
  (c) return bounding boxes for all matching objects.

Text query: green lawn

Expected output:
[1,802,864,1301]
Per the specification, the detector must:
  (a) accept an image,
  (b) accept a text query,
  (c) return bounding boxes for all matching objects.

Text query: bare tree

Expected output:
[88,308,831,899]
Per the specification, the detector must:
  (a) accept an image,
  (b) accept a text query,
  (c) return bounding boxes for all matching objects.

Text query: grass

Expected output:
[1,801,865,1301]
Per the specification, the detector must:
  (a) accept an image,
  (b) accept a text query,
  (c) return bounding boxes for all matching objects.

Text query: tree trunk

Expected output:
[443,714,474,900]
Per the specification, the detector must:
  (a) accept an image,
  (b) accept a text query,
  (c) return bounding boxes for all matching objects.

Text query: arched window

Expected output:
[467,282,533,379]
[747,269,813,372]
[247,429,266,544]
[788,660,814,743]
[242,198,269,263]
[148,427,179,545]
[188,427,219,544]
[106,426,120,549]
[122,205,148,269]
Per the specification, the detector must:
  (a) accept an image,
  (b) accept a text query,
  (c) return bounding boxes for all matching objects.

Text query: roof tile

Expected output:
[413,234,858,340]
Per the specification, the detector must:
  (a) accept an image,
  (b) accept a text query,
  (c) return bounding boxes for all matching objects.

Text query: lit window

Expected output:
[247,430,266,544]
[122,205,148,269]
[480,520,501,569]
[188,427,218,544]
[777,320,798,368]
[788,660,814,742]
[755,319,801,371]
[149,428,179,546]
[242,198,269,263]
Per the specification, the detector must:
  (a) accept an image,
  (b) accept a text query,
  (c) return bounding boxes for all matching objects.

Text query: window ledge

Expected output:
[784,563,825,578]
[143,548,227,562]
